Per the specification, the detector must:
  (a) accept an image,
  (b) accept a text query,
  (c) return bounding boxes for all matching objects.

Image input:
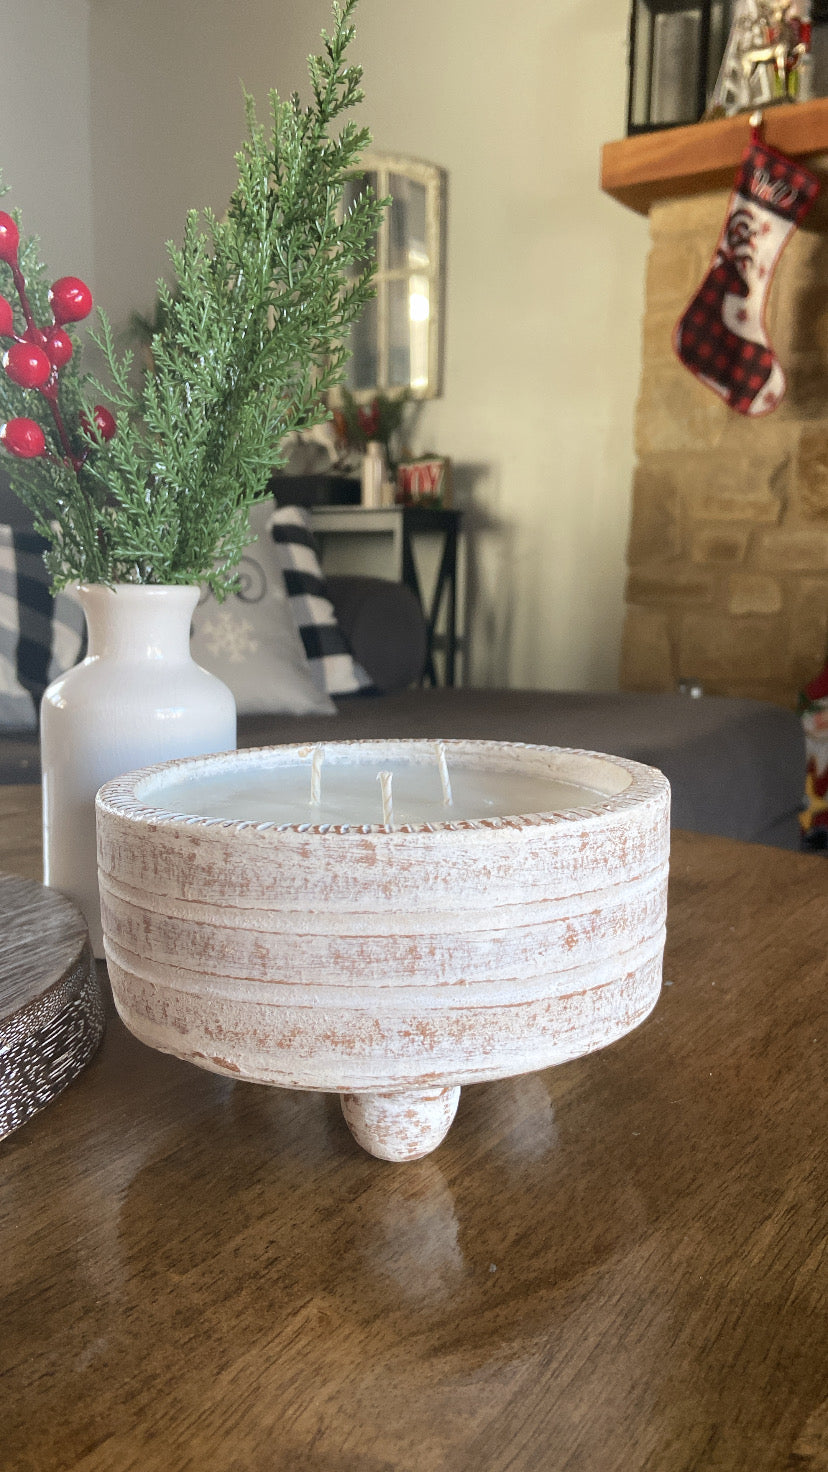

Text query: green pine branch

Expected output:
[1,0,385,597]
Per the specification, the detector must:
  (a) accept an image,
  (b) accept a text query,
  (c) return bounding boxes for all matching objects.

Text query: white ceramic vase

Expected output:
[41,584,236,958]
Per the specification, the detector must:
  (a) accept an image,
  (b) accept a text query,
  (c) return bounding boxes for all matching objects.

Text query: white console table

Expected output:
[310,505,464,686]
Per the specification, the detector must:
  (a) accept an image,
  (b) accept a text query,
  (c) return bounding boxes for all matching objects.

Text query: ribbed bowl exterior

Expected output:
[96,741,670,1093]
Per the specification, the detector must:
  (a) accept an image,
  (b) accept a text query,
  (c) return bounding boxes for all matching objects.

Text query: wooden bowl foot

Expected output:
[340,1085,461,1161]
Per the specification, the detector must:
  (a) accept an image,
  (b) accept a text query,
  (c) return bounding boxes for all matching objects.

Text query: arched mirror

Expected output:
[342,153,447,401]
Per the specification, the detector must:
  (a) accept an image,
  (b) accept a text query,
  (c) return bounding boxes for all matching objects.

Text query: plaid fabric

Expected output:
[0,526,84,729]
[269,505,372,698]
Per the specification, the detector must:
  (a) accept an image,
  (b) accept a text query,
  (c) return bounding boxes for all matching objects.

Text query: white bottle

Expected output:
[361,441,386,508]
[41,583,236,957]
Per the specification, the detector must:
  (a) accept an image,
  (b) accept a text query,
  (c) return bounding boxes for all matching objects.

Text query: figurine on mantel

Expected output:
[709,0,813,116]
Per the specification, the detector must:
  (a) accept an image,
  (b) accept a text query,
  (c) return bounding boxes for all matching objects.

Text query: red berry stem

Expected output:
[39,379,83,471]
[0,221,102,477]
[8,262,43,344]
[3,256,83,470]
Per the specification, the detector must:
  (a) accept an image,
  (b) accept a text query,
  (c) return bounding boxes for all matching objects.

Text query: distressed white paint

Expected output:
[341,1087,461,1163]
[96,740,670,1161]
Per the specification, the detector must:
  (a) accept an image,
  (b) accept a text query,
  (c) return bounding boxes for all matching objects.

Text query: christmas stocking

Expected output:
[674,134,819,416]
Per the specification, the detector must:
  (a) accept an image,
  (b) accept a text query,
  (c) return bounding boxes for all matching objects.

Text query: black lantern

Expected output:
[627,1,733,133]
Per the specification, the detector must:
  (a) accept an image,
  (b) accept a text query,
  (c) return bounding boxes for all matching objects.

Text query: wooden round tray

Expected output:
[0,872,104,1138]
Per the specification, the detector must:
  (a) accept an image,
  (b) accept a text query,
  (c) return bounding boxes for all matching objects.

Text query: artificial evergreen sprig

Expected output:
[0,0,383,596]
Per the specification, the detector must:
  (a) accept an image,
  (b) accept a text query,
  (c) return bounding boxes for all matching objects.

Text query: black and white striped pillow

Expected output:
[0,526,85,729]
[269,505,373,699]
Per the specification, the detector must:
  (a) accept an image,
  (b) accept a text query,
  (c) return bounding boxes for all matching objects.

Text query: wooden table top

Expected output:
[1,784,826,1472]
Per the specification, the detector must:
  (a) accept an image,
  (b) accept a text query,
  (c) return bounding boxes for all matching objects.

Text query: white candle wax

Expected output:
[436,741,453,806]
[150,753,605,828]
[309,745,323,806]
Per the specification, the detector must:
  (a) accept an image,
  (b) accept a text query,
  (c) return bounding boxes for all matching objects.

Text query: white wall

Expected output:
[6,0,649,691]
[0,1,94,525]
[0,1,94,286]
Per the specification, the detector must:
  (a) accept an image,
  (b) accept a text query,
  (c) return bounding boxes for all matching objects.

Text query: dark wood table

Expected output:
[1,784,826,1471]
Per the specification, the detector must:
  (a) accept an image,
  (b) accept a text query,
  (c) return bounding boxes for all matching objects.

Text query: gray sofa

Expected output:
[244,575,806,850]
[0,573,807,849]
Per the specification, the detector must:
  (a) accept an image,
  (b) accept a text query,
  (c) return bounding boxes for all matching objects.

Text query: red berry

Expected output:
[44,327,73,369]
[0,295,14,337]
[81,404,116,443]
[0,417,46,458]
[93,405,116,441]
[0,212,19,265]
[49,276,93,325]
[3,341,52,389]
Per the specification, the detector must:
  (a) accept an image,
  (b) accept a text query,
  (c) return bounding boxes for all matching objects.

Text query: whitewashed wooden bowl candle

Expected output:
[95,740,670,1161]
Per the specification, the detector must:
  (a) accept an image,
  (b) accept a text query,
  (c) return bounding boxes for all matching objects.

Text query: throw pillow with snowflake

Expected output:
[190,501,334,717]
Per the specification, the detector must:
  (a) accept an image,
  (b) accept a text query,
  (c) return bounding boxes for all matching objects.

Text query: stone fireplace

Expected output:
[603,102,828,709]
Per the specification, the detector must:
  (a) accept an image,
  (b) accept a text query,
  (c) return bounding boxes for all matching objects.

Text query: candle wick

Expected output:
[310,745,323,807]
[378,770,394,827]
[436,741,453,806]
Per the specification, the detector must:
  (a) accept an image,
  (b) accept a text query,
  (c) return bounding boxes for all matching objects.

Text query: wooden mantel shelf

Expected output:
[602,95,828,213]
